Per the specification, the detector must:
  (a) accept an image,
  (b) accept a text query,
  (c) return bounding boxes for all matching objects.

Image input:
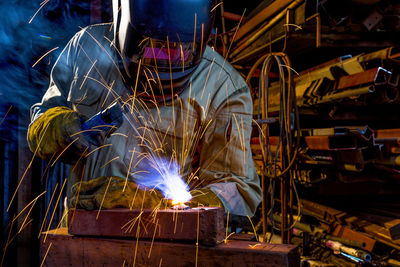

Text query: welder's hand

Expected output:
[68,176,168,210]
[27,106,92,163]
[188,188,224,209]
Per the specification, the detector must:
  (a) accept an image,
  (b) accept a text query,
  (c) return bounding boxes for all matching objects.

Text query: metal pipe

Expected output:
[305,13,321,47]
[318,86,374,104]
[262,172,267,242]
[231,35,285,64]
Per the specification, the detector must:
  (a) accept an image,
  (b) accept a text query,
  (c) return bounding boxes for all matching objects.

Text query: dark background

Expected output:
[0,1,109,266]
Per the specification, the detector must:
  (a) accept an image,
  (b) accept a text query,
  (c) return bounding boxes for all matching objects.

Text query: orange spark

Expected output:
[148,218,159,259]
[40,242,53,267]
[0,105,12,126]
[28,0,49,24]
[32,47,59,68]
[249,243,261,249]
[100,156,120,169]
[7,123,50,212]
[50,137,80,167]
[43,178,67,243]
[38,184,59,238]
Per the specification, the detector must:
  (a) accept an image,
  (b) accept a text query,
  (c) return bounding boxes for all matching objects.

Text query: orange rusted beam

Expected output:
[376,128,400,139]
[336,67,380,91]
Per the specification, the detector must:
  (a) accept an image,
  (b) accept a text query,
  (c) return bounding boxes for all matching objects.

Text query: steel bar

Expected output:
[234,0,293,42]
[231,0,304,58]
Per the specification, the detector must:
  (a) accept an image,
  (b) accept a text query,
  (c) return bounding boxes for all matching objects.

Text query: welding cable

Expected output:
[258,55,300,178]
[258,54,278,242]
[257,53,277,242]
[257,53,300,179]
[256,52,301,240]
[273,53,302,233]
[245,54,268,84]
[276,54,300,178]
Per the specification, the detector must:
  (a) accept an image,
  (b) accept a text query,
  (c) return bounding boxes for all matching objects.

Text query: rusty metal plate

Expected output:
[68,207,225,246]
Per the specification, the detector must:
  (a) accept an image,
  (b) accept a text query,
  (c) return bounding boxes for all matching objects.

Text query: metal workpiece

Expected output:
[68,207,225,246]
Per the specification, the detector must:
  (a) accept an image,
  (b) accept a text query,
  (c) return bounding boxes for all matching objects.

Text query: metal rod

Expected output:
[262,171,267,242]
[288,170,293,243]
[219,0,228,57]
[280,176,287,243]
[305,13,321,48]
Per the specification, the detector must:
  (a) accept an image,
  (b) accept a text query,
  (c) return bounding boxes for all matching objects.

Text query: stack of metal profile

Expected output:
[228,0,400,66]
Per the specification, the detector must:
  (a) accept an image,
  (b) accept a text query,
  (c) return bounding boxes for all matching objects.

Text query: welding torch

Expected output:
[81,102,124,146]
[81,101,164,169]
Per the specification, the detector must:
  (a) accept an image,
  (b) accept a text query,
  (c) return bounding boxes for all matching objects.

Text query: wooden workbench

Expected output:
[40,228,300,266]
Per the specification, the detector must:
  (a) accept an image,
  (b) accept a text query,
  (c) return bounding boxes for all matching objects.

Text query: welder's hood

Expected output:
[112,0,216,101]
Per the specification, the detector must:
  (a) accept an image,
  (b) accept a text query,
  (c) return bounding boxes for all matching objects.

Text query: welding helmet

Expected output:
[113,0,217,102]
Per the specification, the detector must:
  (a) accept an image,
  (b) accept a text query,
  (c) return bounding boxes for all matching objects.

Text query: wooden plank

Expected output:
[68,207,225,246]
[40,228,300,267]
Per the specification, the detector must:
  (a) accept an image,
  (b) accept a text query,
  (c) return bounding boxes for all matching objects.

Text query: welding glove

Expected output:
[27,106,92,163]
[188,188,224,209]
[68,176,168,210]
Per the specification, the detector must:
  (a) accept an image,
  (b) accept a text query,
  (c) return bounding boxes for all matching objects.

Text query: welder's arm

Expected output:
[27,33,90,161]
[196,86,262,217]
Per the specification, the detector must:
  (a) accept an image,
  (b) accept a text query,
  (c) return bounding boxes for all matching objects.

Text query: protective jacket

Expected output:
[30,23,262,216]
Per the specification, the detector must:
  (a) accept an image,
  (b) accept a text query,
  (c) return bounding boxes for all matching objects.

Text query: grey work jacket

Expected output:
[30,23,261,216]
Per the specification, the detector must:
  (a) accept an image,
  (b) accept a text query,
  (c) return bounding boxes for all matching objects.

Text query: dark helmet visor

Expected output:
[137,38,196,71]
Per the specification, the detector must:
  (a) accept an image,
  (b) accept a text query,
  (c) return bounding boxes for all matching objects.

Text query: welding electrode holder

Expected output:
[81,102,124,146]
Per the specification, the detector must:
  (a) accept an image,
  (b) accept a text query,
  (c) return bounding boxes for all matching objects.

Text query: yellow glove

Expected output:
[68,176,168,210]
[188,188,224,209]
[27,106,91,162]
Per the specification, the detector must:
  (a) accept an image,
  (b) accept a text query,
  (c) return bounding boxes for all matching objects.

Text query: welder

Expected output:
[27,0,261,217]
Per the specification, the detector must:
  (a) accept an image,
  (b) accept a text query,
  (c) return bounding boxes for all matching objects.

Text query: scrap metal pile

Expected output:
[217,0,400,265]
[251,47,400,186]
